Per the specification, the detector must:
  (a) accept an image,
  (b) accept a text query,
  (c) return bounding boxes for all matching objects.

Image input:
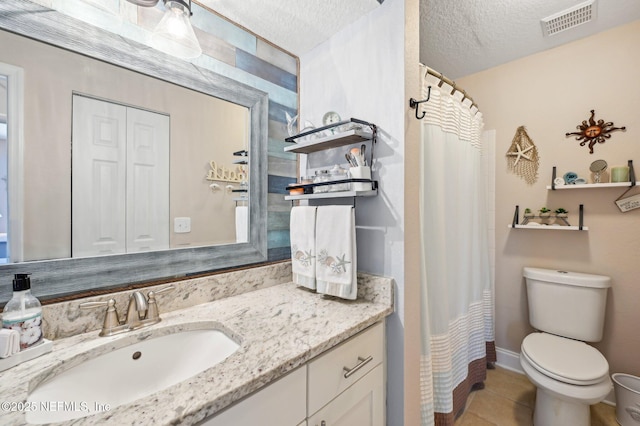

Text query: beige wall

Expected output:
[0,30,247,261]
[457,20,640,376]
[404,1,422,424]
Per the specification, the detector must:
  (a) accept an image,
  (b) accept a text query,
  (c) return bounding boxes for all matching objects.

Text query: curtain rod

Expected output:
[424,66,478,110]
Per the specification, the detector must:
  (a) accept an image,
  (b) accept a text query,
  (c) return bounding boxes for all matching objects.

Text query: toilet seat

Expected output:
[521,333,609,385]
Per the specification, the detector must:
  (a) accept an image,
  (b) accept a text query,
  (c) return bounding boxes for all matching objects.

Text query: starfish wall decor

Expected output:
[506,126,540,185]
[565,110,626,154]
[507,142,534,166]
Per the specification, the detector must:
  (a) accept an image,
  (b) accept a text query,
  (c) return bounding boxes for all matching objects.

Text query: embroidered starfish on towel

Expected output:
[506,142,534,166]
[331,254,351,273]
[300,250,314,267]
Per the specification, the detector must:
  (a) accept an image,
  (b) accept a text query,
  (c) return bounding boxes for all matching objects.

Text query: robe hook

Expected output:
[409,86,431,120]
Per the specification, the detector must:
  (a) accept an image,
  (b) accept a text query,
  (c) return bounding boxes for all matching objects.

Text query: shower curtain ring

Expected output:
[409,86,431,120]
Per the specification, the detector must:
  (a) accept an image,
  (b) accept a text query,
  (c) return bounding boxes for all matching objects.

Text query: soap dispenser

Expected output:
[2,274,43,350]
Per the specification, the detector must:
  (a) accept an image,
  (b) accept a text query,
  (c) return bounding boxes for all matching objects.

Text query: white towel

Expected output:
[0,328,20,358]
[290,206,317,289]
[235,205,248,243]
[316,206,357,300]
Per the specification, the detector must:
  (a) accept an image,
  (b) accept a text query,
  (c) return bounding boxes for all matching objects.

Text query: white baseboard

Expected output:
[495,346,524,374]
[494,346,616,406]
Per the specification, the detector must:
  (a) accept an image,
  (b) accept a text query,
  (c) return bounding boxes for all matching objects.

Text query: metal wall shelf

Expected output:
[284,129,373,154]
[509,205,587,231]
[284,118,378,203]
[546,181,640,190]
[508,224,589,231]
[285,189,377,201]
[549,160,636,190]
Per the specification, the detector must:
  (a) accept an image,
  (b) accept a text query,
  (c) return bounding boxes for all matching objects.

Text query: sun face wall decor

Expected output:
[565,109,626,154]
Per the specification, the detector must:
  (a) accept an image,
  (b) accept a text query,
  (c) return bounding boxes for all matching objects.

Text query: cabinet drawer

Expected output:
[308,321,384,416]
[307,364,384,426]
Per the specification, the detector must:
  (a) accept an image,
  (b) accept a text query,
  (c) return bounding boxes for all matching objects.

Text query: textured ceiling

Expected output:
[420,0,640,79]
[199,0,382,55]
[199,0,640,80]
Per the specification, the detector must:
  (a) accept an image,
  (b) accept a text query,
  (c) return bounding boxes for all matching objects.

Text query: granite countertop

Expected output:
[0,281,393,425]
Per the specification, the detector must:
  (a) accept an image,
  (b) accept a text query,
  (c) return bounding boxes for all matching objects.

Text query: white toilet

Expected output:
[520,267,612,426]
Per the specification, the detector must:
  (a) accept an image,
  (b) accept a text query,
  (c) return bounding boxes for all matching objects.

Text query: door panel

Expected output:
[72,95,126,257]
[126,107,169,252]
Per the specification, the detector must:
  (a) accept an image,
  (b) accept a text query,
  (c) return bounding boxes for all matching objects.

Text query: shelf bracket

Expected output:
[579,204,584,230]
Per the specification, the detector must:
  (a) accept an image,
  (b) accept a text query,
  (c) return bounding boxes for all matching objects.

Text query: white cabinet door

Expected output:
[307,364,384,426]
[201,366,306,426]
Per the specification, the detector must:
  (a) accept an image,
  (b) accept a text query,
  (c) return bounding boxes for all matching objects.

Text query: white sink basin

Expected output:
[26,328,240,424]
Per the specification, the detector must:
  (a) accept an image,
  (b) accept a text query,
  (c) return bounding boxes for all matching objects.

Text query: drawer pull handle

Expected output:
[343,355,373,378]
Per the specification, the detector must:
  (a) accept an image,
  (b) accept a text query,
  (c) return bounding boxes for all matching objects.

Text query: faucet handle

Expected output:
[79,299,125,337]
[146,285,175,323]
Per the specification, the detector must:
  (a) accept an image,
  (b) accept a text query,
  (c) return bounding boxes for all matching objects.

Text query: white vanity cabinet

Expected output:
[307,321,385,426]
[308,321,384,417]
[200,321,385,426]
[307,364,384,426]
[200,366,307,426]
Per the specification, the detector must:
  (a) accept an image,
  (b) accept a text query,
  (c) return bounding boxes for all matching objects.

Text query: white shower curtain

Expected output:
[418,65,496,425]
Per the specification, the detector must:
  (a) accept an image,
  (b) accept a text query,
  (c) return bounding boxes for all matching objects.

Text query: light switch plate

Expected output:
[174,217,191,233]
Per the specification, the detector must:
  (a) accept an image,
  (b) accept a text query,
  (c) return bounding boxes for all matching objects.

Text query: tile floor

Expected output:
[454,366,618,425]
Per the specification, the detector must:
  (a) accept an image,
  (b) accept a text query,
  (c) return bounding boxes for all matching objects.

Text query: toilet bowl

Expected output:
[520,267,612,426]
[520,333,612,425]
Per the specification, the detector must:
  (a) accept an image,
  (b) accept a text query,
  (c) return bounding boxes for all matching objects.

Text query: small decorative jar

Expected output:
[328,165,350,192]
[313,169,330,193]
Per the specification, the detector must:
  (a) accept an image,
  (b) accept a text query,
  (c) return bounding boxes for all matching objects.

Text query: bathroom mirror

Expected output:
[0,32,251,261]
[0,0,268,303]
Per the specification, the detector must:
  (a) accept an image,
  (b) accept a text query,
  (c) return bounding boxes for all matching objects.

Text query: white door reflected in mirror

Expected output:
[72,95,170,257]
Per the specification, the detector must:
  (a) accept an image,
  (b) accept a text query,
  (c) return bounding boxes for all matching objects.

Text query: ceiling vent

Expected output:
[541,0,597,37]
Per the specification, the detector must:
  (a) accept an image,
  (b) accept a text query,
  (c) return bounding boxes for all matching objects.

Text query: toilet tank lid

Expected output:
[523,267,611,288]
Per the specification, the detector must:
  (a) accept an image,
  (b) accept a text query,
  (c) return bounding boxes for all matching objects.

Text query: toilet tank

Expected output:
[523,267,611,342]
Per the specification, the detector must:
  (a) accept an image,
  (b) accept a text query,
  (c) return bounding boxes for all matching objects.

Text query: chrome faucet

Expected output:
[80,285,175,336]
[124,291,148,329]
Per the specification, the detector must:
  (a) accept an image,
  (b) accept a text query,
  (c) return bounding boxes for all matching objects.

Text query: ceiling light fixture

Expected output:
[151,0,202,59]
[125,0,159,6]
